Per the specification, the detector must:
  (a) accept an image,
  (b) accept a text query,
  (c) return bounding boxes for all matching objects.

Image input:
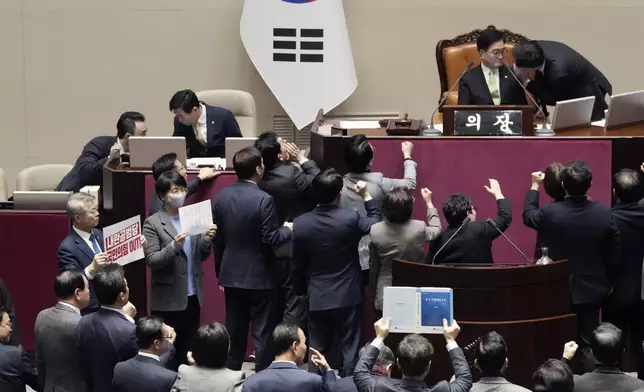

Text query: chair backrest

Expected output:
[196,90,258,137]
[15,164,73,191]
[0,168,8,202]
[436,26,529,105]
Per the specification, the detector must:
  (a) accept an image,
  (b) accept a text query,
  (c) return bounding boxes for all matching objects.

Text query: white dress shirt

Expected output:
[138,351,160,362]
[73,226,101,279]
[481,63,501,97]
[57,301,81,316]
[194,104,208,142]
[102,306,135,324]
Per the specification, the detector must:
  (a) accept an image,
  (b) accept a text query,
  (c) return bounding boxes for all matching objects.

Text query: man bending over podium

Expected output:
[426,179,511,264]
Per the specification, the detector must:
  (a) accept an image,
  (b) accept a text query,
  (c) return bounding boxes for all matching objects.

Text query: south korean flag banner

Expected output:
[240,0,358,130]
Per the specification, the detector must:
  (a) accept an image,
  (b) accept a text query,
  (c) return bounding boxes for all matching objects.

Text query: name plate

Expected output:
[454,110,523,136]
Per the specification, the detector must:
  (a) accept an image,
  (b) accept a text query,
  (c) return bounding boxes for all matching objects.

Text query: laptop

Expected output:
[128,137,187,169]
[225,137,258,169]
[13,191,72,211]
[604,90,644,129]
[551,96,595,130]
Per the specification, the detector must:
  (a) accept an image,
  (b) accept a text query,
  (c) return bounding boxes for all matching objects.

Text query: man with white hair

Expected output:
[56,192,108,314]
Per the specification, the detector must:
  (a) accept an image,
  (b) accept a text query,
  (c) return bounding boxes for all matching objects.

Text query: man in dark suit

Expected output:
[332,344,395,392]
[242,323,336,392]
[470,332,531,392]
[0,307,40,392]
[56,111,147,192]
[0,279,21,346]
[426,179,511,264]
[77,264,151,392]
[170,89,242,158]
[570,323,644,392]
[113,316,177,392]
[35,271,90,392]
[353,318,472,392]
[212,147,292,372]
[523,160,621,373]
[57,192,108,313]
[458,28,527,106]
[512,40,612,122]
[292,169,381,376]
[604,168,644,379]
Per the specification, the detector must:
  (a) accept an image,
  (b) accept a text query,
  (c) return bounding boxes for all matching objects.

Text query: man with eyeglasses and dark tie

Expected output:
[458,27,528,106]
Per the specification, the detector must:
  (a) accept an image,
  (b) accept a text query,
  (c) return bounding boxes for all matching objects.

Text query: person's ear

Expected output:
[474,358,479,370]
[396,358,401,371]
[504,357,509,369]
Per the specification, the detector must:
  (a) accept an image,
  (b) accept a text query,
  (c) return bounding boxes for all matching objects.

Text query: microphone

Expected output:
[485,218,533,263]
[503,61,554,136]
[431,216,471,265]
[425,61,474,135]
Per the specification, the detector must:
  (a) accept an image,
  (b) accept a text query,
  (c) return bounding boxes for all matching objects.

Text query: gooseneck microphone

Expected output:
[503,61,554,136]
[485,218,532,263]
[425,61,474,135]
[430,216,471,265]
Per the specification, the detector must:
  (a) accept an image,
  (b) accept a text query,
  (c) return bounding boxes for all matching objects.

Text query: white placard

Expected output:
[179,200,213,236]
[103,215,145,266]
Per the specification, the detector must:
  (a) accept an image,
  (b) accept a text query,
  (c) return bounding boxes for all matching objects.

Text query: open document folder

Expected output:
[383,287,453,334]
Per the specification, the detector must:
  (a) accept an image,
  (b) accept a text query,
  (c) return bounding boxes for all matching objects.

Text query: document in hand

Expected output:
[103,215,145,266]
[179,200,213,236]
[383,287,453,334]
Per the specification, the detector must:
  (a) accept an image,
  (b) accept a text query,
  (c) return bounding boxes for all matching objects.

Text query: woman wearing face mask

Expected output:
[142,170,217,372]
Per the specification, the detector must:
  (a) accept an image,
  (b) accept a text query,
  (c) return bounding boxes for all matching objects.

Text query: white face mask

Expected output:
[166,192,187,208]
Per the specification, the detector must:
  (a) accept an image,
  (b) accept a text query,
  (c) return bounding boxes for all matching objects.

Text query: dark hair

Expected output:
[397,334,433,378]
[344,135,374,173]
[116,111,146,139]
[591,323,624,365]
[192,323,231,368]
[254,132,281,170]
[533,359,574,392]
[155,170,187,199]
[312,168,344,204]
[562,160,592,197]
[94,264,127,306]
[273,323,301,356]
[360,343,395,368]
[169,89,200,113]
[544,162,566,201]
[233,147,263,180]
[152,153,178,181]
[0,306,8,320]
[613,168,642,203]
[476,331,507,376]
[512,40,545,69]
[382,187,414,224]
[54,271,86,300]
[136,316,165,349]
[477,28,505,52]
[443,194,473,227]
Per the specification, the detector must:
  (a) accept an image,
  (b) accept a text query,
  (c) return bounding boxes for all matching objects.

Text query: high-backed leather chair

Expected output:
[196,89,258,137]
[0,168,8,201]
[15,164,73,191]
[436,26,529,106]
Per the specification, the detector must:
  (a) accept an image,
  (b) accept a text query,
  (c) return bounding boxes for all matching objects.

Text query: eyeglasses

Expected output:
[488,49,507,58]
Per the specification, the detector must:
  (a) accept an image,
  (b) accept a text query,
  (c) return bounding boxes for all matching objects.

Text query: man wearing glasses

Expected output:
[0,307,40,392]
[458,27,528,106]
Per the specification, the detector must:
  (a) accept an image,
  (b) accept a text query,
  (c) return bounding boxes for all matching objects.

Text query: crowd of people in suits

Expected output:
[2,127,644,392]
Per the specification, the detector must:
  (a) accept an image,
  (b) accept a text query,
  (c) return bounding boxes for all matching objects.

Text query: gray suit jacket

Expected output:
[470,377,530,392]
[143,211,213,312]
[35,303,86,392]
[171,364,245,392]
[341,159,417,269]
[574,366,644,392]
[369,207,442,310]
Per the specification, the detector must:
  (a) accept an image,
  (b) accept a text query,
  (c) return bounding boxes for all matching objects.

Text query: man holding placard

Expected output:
[142,170,217,371]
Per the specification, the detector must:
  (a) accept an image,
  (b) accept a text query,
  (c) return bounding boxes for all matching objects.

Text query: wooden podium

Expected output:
[388,259,576,388]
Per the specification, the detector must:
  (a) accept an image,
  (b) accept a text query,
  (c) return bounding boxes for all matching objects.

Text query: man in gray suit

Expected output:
[35,271,91,392]
[470,332,530,392]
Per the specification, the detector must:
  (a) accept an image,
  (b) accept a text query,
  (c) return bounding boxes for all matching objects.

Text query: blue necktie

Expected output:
[89,233,102,254]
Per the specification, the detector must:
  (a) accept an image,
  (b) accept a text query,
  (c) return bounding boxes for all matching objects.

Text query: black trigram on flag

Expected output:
[273,28,324,63]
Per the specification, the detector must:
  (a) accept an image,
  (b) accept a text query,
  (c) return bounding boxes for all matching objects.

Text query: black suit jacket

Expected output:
[242,361,337,392]
[292,201,381,312]
[0,344,39,392]
[113,355,177,392]
[523,191,621,304]
[172,104,242,158]
[56,136,116,192]
[573,366,644,392]
[458,65,528,106]
[0,279,21,346]
[212,181,292,290]
[426,199,512,264]
[607,201,644,309]
[353,344,472,392]
[526,40,612,122]
[259,161,321,225]
[57,228,105,310]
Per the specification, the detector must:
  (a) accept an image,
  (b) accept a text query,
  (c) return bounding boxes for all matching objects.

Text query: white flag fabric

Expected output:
[240,0,358,130]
